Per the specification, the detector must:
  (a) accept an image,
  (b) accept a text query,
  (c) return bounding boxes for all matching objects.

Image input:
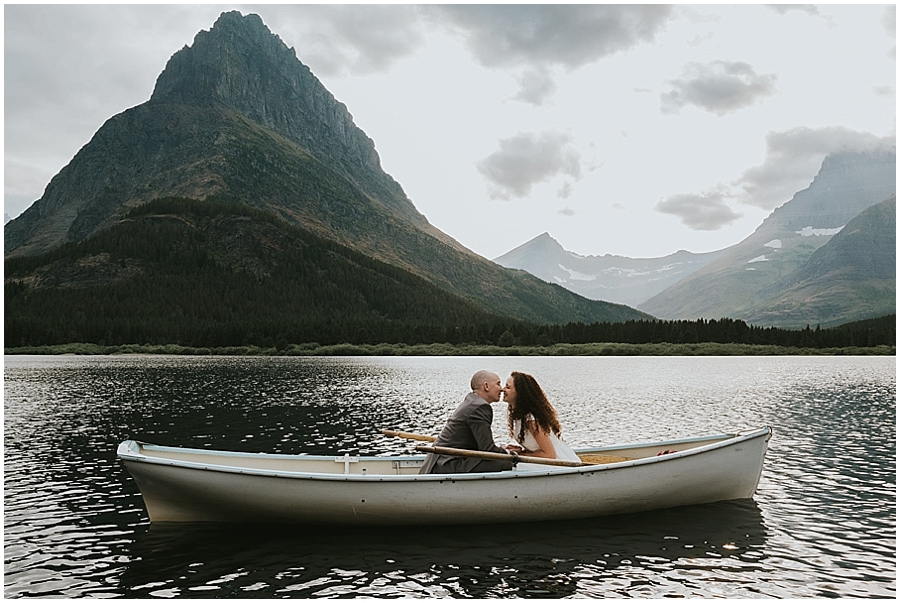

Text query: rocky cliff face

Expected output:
[755,149,897,233]
[5,11,428,258]
[639,149,896,326]
[5,11,644,326]
[150,12,418,224]
[745,195,896,327]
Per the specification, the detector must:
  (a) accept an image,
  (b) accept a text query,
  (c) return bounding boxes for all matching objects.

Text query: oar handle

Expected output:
[382,430,437,442]
[416,445,594,467]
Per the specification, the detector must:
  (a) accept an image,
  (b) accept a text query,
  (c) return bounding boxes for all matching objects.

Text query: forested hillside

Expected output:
[5,11,646,327]
[5,199,516,348]
[5,199,894,351]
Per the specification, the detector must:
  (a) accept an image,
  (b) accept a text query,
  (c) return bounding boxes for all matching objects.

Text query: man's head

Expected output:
[470,370,503,403]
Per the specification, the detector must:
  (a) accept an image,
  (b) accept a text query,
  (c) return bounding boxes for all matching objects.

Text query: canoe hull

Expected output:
[119,427,770,525]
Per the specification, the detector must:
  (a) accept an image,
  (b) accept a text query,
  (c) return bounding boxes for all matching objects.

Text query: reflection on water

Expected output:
[4,355,895,598]
[121,500,767,598]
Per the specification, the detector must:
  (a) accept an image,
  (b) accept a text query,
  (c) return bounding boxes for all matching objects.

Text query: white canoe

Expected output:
[117,426,771,525]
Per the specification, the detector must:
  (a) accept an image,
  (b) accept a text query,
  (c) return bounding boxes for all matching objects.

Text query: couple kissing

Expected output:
[419,370,579,474]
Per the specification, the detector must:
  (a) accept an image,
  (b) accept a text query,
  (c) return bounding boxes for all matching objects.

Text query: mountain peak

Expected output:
[152,11,299,106]
[150,11,419,224]
[532,231,562,248]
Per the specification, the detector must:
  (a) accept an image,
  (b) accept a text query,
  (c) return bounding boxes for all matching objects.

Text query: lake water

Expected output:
[4,355,895,598]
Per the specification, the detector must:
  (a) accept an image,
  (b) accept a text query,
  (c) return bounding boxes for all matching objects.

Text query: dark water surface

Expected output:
[4,355,895,598]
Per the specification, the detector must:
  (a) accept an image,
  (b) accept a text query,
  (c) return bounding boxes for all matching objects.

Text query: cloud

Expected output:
[765,5,821,17]
[513,67,558,106]
[687,32,716,48]
[655,189,743,231]
[557,181,575,199]
[661,60,777,116]
[558,207,576,217]
[265,5,426,76]
[657,126,896,228]
[435,4,672,104]
[734,126,895,209]
[884,5,897,37]
[477,131,582,199]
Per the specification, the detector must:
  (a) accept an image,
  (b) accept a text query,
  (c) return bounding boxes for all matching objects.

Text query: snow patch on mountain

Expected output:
[797,226,844,237]
[558,265,597,281]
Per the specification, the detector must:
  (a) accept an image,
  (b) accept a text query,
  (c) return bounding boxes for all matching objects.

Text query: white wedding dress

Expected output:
[511,416,580,471]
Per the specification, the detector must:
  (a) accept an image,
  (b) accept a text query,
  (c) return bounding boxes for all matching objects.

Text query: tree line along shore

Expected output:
[4,314,895,357]
[6,339,894,358]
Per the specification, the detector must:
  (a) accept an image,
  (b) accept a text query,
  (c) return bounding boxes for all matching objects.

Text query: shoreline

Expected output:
[4,342,895,357]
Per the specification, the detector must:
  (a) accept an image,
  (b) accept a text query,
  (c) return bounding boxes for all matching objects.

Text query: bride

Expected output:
[502,371,580,469]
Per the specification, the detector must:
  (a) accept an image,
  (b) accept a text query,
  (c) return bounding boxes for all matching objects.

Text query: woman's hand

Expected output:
[505,443,525,453]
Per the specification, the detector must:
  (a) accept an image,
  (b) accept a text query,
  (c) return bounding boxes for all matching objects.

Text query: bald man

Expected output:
[419,370,515,474]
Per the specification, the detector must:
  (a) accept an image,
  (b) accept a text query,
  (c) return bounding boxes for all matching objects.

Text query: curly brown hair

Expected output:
[506,371,562,444]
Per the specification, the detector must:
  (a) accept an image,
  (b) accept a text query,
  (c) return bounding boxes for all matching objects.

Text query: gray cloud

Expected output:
[734,126,896,209]
[655,189,743,231]
[437,4,672,68]
[513,67,558,106]
[477,131,582,200]
[262,4,426,76]
[435,5,672,105]
[884,5,897,37]
[558,207,576,217]
[765,5,821,17]
[661,60,777,116]
[657,126,895,228]
[883,5,896,58]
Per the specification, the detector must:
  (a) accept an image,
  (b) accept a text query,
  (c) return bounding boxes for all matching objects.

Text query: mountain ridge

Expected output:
[742,195,896,328]
[638,149,896,325]
[495,231,724,308]
[150,12,423,227]
[5,11,648,326]
[4,198,518,347]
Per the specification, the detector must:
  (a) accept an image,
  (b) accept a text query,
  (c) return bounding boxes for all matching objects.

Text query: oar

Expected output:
[415,445,595,468]
[381,429,437,442]
[388,430,631,465]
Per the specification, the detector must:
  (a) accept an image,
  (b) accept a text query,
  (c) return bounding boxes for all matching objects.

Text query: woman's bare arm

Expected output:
[520,420,557,459]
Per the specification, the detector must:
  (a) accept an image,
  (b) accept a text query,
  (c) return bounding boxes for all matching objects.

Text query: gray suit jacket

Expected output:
[419,392,512,474]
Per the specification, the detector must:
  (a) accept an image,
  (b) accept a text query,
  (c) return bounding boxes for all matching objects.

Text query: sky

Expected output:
[4,3,896,260]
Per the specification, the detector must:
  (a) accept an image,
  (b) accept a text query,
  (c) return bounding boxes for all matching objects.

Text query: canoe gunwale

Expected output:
[117,426,772,483]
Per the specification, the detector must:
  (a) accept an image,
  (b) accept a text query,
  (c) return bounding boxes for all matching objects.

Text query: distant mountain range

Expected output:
[495,233,724,308]
[740,194,895,327]
[4,11,647,332]
[640,149,895,327]
[498,149,896,328]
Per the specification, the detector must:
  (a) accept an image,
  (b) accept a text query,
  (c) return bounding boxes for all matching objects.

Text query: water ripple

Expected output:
[4,355,895,598]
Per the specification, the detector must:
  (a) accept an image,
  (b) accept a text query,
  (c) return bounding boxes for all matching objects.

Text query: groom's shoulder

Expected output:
[453,392,486,414]
[463,391,490,407]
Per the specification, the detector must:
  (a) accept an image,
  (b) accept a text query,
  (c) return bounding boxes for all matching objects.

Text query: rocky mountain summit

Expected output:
[495,148,895,327]
[743,195,895,327]
[639,149,896,327]
[150,12,419,225]
[5,11,644,326]
[495,233,723,307]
